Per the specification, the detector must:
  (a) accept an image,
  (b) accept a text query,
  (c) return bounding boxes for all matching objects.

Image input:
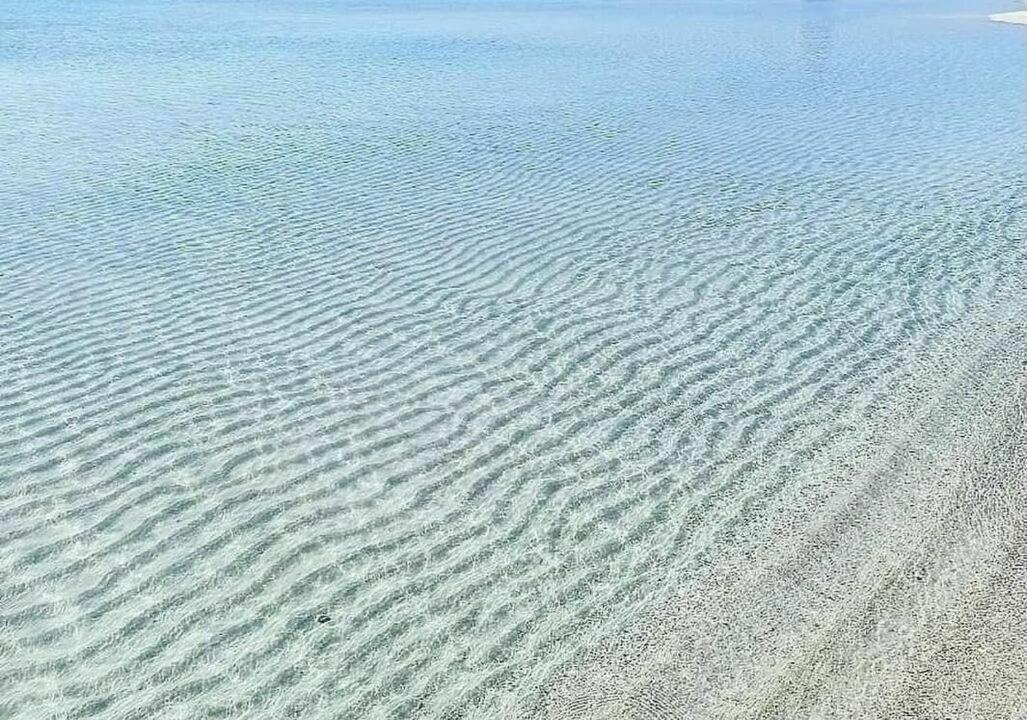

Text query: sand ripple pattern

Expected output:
[1,2,1025,718]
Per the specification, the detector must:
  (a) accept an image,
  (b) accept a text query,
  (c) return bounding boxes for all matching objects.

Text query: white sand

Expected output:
[990,10,1027,24]
[533,298,1027,719]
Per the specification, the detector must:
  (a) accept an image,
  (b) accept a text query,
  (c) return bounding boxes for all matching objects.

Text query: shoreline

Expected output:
[531,297,1027,719]
[990,10,1027,23]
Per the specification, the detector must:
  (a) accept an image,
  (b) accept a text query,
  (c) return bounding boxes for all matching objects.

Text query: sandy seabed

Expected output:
[2,2,1025,719]
[533,293,1027,719]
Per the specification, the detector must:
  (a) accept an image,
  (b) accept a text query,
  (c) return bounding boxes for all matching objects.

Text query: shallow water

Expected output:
[1,1,1025,718]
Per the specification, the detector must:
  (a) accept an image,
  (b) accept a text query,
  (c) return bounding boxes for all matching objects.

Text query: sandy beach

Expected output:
[990,5,1027,24]
[990,10,1027,23]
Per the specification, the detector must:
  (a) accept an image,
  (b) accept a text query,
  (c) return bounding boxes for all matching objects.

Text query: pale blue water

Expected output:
[1,1,1025,718]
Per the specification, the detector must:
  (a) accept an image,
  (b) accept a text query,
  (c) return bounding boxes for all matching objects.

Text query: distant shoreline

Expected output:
[990,10,1027,24]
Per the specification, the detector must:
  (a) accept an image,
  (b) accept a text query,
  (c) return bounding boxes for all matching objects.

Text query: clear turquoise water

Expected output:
[0,1,1025,718]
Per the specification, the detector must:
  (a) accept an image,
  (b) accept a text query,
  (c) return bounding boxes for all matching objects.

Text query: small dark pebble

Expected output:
[317,614,331,624]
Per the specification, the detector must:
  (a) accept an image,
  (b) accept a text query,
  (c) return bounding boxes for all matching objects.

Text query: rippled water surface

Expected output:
[2,1,1026,718]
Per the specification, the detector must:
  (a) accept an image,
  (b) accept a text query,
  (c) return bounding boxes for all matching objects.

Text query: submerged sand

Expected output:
[990,10,1027,23]
[530,296,1027,719]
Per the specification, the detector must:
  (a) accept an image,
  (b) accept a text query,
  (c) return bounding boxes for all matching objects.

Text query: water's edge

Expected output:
[532,292,1027,719]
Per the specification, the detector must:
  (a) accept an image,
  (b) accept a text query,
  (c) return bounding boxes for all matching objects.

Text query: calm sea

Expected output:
[1,1,1024,718]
